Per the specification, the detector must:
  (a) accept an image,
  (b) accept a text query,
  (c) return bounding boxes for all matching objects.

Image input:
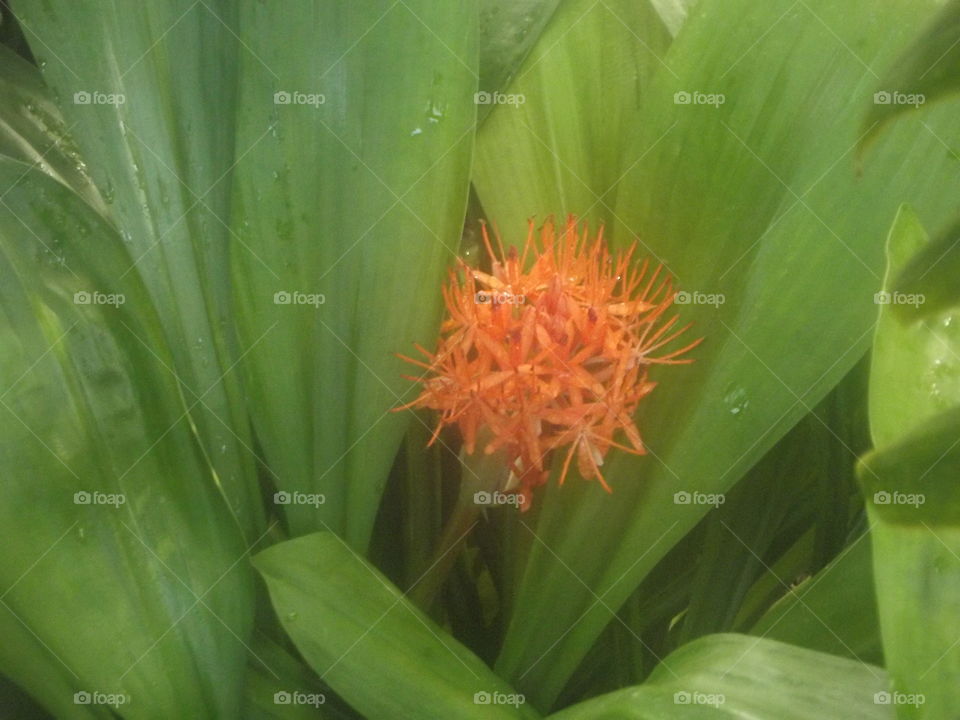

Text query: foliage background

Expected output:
[0,0,959,718]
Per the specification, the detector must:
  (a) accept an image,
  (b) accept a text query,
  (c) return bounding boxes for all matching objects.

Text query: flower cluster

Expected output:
[397,217,700,509]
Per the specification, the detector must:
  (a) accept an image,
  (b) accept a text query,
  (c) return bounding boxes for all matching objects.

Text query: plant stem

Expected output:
[409,448,508,609]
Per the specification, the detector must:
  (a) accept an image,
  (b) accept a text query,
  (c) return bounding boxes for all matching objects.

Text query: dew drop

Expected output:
[724,386,749,417]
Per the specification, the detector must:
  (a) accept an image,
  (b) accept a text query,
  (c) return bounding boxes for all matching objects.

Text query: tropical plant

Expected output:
[1,0,959,718]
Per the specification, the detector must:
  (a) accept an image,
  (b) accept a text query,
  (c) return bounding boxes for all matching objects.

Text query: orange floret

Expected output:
[396,216,701,509]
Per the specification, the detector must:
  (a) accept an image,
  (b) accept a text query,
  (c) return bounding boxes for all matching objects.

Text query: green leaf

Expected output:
[253,532,540,720]
[548,634,889,719]
[858,204,960,718]
[860,0,960,150]
[229,1,477,548]
[890,217,960,322]
[858,408,960,717]
[494,0,960,706]
[472,0,673,234]
[13,0,265,539]
[649,0,699,37]
[749,533,882,665]
[868,205,960,447]
[0,44,106,214]
[478,0,562,118]
[0,160,253,718]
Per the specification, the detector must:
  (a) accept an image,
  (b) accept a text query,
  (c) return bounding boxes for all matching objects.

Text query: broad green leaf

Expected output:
[869,205,960,447]
[890,217,960,322]
[0,160,253,718]
[253,532,540,720]
[859,409,960,718]
[13,0,265,539]
[549,634,889,719]
[242,635,345,720]
[859,206,960,718]
[860,0,960,149]
[749,533,882,665]
[472,0,673,234]
[478,0,562,120]
[0,44,106,214]
[495,0,960,706]
[229,1,477,547]
[680,360,869,645]
[649,0,699,37]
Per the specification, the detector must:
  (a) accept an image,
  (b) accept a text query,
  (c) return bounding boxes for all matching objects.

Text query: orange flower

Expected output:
[396,216,701,509]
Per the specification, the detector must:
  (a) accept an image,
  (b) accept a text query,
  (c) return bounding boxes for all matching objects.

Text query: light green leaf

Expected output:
[253,532,540,720]
[860,0,960,149]
[649,0,699,37]
[868,205,960,447]
[229,1,477,547]
[859,204,960,718]
[890,217,960,322]
[13,0,265,539]
[548,634,889,719]
[495,0,960,706]
[472,0,672,234]
[859,408,960,718]
[0,160,253,719]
